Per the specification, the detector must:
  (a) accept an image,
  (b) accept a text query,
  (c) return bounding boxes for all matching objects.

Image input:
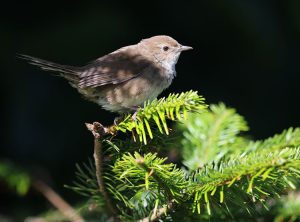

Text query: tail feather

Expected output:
[18,54,80,83]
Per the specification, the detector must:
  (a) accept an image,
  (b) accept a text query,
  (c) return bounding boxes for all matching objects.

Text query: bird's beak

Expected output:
[180,45,193,51]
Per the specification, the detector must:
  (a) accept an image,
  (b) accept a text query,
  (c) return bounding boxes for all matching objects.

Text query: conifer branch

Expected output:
[112,152,188,220]
[68,97,300,221]
[93,138,118,216]
[85,122,119,218]
[113,152,188,202]
[178,104,300,217]
[136,157,174,201]
[189,146,300,215]
[180,103,249,169]
[115,91,207,144]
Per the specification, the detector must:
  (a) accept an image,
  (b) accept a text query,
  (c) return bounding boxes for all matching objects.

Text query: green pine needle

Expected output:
[113,152,188,201]
[115,91,207,144]
[190,138,300,216]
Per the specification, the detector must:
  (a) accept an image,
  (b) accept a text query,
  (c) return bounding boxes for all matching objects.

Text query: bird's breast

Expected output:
[95,67,173,113]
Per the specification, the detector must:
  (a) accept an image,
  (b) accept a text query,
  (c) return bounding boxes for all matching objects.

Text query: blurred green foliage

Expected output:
[180,103,249,169]
[0,161,31,196]
[273,192,300,222]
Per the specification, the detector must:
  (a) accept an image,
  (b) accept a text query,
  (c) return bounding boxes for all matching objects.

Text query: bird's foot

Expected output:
[131,107,142,121]
[132,111,138,121]
[114,116,123,126]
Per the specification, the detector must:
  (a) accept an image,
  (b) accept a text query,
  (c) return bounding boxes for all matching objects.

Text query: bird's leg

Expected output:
[131,106,141,121]
[113,116,123,126]
[112,107,141,123]
[132,110,138,121]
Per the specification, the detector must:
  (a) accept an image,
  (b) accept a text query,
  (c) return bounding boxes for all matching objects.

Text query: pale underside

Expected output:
[77,46,177,113]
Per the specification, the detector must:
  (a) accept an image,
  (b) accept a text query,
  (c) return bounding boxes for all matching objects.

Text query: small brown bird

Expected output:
[20,35,192,113]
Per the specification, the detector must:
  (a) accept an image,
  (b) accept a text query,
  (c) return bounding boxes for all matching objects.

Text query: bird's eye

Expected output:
[163,46,169,51]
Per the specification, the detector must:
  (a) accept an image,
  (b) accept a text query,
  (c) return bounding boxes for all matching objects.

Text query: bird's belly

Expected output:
[96,76,170,113]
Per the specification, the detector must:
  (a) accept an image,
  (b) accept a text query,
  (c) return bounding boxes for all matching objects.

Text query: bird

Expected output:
[19,35,192,114]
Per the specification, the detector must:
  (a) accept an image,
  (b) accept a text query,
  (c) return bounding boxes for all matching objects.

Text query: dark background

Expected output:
[1,0,300,219]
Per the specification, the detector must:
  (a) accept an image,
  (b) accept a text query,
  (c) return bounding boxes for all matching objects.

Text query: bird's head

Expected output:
[138,35,193,68]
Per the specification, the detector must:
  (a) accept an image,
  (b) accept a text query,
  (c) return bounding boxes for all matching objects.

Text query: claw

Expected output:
[132,106,144,121]
[132,110,138,121]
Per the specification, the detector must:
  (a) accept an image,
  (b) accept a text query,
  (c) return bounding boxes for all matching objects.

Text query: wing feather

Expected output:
[78,46,152,88]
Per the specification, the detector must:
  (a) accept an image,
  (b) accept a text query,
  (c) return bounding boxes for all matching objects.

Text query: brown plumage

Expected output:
[19,35,192,113]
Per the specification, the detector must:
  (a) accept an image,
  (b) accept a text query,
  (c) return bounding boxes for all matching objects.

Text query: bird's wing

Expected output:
[78,47,152,88]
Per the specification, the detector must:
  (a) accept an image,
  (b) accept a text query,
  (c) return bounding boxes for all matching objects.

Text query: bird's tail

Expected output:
[18,54,80,83]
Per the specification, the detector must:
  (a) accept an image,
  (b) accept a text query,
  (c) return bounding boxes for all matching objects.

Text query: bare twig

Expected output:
[32,180,84,222]
[85,122,119,218]
[137,201,174,222]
